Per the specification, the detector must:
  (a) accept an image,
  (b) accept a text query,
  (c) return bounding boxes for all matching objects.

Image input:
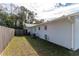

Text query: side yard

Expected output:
[1,35,79,56]
[25,36,72,56]
[1,36,38,56]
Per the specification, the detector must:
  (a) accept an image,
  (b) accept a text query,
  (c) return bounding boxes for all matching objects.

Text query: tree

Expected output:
[25,10,36,24]
[0,4,37,28]
[0,12,8,25]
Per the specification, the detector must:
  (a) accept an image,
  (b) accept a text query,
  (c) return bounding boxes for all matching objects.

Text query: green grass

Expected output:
[2,35,79,56]
[25,36,74,56]
[1,36,38,56]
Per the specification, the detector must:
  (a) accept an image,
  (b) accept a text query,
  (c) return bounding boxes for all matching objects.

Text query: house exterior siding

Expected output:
[74,16,79,50]
[28,17,73,49]
[27,15,79,50]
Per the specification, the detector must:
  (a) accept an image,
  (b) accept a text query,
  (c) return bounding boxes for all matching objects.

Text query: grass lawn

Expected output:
[1,35,79,56]
[1,36,38,56]
[25,36,72,56]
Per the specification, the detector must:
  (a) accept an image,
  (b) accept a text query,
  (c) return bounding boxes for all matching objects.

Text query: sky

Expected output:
[0,0,79,20]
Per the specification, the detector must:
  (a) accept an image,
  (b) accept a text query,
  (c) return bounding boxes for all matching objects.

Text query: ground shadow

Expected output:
[25,35,77,56]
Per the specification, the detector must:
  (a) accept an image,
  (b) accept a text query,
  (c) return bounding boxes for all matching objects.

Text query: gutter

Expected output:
[27,12,79,28]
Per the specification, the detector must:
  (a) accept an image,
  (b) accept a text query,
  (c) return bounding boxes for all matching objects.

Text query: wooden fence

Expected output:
[0,26,15,53]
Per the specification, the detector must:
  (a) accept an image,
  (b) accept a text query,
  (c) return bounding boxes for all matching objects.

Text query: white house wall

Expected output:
[31,17,73,49]
[74,16,79,50]
[47,18,72,49]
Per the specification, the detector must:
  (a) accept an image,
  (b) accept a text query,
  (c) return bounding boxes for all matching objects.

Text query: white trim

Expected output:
[26,12,79,28]
[72,22,74,50]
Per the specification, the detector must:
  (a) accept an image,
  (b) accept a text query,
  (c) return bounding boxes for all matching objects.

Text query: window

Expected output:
[38,27,40,30]
[44,25,47,30]
[44,34,47,40]
[34,27,36,31]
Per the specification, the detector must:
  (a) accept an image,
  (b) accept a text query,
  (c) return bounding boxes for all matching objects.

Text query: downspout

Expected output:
[72,22,74,50]
[68,16,74,50]
[71,16,75,50]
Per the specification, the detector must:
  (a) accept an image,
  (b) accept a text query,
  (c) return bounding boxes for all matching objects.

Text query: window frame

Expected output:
[44,25,47,30]
[38,27,40,30]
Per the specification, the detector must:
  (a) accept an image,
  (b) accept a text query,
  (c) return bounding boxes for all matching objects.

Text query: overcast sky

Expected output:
[0,0,79,20]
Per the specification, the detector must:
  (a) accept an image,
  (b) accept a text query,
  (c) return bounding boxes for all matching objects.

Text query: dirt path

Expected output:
[1,36,38,56]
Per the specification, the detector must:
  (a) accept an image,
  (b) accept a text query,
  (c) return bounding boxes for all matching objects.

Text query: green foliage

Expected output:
[16,6,28,29]
[0,12,15,28]
[0,5,35,29]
